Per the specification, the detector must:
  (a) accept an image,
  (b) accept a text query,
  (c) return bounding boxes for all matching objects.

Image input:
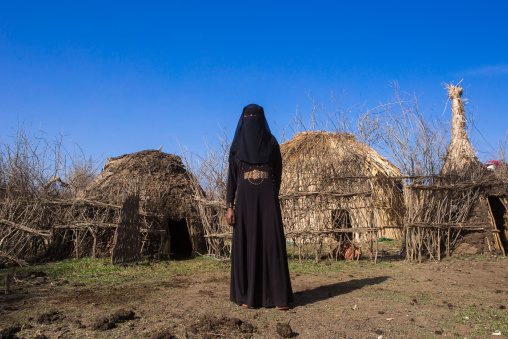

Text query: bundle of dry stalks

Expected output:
[440,84,483,175]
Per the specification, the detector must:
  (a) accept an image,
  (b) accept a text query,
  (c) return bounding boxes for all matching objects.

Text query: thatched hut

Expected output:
[84,150,206,258]
[405,85,507,260]
[439,85,507,255]
[279,131,404,246]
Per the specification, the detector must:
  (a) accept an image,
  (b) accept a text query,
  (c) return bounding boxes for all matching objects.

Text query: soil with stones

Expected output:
[1,256,508,338]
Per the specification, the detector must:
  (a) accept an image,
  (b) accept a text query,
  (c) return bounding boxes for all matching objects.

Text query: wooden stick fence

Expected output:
[193,170,507,262]
[0,196,165,265]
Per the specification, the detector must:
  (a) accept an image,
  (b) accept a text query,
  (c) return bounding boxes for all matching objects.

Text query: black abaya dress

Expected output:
[226,144,293,308]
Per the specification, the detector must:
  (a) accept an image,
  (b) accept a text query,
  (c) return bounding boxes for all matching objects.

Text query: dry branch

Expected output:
[0,219,51,237]
[279,190,372,200]
[44,198,161,219]
[0,252,28,266]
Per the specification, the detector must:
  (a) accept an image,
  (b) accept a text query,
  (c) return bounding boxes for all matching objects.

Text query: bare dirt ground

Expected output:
[1,255,507,339]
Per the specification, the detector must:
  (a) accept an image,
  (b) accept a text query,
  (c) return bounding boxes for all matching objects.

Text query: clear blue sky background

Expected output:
[1,1,507,165]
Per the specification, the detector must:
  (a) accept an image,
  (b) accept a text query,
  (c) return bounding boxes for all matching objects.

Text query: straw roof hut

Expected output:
[437,85,508,255]
[84,150,206,257]
[405,85,507,260]
[280,131,404,243]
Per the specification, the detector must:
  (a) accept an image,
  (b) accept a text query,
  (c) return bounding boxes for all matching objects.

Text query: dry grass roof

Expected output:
[281,131,401,177]
[84,150,197,218]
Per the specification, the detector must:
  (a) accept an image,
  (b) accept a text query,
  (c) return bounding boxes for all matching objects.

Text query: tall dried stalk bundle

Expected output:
[440,84,482,175]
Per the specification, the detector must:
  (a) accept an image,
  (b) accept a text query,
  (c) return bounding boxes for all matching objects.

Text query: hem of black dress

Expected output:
[230,298,293,309]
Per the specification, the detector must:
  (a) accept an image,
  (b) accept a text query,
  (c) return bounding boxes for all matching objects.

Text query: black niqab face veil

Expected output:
[230,104,274,164]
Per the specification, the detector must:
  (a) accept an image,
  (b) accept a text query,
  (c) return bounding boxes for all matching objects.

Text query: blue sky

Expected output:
[1,1,507,165]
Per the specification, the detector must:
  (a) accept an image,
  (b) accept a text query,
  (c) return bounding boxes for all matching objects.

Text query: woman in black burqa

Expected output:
[226,103,293,309]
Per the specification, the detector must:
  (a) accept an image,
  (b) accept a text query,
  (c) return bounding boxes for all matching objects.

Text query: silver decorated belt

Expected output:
[244,169,268,180]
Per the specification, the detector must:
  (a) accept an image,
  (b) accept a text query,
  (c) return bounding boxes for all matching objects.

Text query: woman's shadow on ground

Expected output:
[293,276,389,307]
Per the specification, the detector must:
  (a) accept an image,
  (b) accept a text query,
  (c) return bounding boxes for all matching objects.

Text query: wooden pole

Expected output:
[446,228,450,258]
[406,227,410,261]
[74,229,80,259]
[437,229,441,261]
[486,231,492,253]
[487,198,506,256]
[374,232,378,264]
[90,227,97,259]
[369,231,373,262]
[298,240,302,263]
[418,227,422,264]
[5,274,10,295]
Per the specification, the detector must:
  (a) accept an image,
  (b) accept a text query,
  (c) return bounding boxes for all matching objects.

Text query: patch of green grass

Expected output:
[1,257,108,278]
[376,238,403,250]
[454,306,508,337]
[0,254,378,286]
[0,256,229,285]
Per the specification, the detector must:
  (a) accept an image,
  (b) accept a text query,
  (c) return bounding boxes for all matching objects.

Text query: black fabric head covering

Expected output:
[230,104,275,164]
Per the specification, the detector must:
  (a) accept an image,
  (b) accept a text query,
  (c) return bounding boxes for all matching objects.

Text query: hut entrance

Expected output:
[332,209,352,241]
[168,219,193,258]
[488,197,508,251]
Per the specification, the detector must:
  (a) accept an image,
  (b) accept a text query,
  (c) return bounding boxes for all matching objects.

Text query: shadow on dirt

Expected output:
[294,276,389,307]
